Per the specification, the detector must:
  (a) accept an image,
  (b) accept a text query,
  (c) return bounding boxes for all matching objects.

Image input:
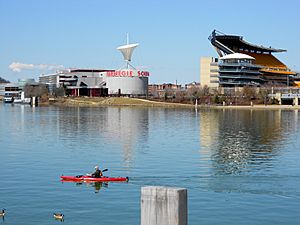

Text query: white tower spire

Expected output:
[117,34,139,69]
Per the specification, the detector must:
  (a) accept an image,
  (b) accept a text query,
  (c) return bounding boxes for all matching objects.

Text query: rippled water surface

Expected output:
[0,104,299,224]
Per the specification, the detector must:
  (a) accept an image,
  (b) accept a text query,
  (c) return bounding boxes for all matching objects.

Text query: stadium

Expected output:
[209,30,298,87]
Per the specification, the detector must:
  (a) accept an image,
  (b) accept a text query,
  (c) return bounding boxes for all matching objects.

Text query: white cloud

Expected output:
[9,62,64,73]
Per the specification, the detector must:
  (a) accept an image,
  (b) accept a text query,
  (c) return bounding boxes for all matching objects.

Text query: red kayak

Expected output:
[60,175,129,182]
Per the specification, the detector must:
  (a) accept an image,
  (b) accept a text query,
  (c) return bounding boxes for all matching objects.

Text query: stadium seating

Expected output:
[240,52,286,68]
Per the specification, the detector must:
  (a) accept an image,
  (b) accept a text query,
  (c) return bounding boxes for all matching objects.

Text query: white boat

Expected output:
[13,97,31,104]
[4,83,19,103]
[4,95,14,103]
[13,98,22,103]
[12,92,31,104]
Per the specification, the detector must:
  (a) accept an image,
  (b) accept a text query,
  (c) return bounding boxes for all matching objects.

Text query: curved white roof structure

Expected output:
[117,43,139,62]
[220,53,255,60]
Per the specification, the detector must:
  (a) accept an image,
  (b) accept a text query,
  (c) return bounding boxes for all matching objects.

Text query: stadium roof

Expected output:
[220,53,255,60]
[210,30,286,54]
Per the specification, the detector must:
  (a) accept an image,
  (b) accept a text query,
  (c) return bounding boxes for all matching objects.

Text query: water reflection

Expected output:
[74,182,108,193]
[105,107,149,165]
[200,109,300,175]
[55,107,149,166]
[1,104,150,168]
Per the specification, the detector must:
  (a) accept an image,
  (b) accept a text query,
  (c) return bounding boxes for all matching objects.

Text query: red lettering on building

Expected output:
[107,70,149,77]
[138,71,149,77]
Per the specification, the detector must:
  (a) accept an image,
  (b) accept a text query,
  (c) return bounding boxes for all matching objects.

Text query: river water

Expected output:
[0,104,299,225]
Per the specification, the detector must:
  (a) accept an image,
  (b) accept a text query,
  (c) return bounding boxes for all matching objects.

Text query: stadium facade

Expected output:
[200,57,219,88]
[218,53,264,87]
[209,30,297,87]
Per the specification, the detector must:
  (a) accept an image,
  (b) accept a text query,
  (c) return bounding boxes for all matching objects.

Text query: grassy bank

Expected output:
[43,96,300,110]
[49,97,195,108]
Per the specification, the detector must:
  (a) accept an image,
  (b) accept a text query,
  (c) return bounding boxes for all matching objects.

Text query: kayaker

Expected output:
[91,166,103,178]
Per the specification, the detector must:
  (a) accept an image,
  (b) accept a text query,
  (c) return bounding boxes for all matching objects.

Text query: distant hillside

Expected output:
[0,77,9,83]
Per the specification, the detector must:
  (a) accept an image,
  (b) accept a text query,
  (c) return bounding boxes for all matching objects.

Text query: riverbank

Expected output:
[48,97,194,108]
[212,104,300,110]
[45,97,300,110]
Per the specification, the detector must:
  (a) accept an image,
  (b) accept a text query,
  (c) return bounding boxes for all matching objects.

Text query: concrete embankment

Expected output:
[211,104,300,110]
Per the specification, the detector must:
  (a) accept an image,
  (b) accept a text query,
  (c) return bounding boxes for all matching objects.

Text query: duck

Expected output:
[53,213,64,220]
[0,209,5,217]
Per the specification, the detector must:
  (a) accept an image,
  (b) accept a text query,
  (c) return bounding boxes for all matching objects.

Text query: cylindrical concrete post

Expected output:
[294,97,298,106]
[31,96,36,107]
[141,186,187,225]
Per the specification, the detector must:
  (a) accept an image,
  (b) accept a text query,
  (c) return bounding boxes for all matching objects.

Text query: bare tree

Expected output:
[24,84,48,98]
[257,88,271,105]
[200,85,210,96]
[175,90,186,103]
[53,87,66,97]
[242,86,256,100]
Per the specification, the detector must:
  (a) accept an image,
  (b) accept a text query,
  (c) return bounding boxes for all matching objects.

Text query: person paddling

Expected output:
[91,166,103,178]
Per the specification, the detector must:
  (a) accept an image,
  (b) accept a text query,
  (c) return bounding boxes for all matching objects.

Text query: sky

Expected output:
[0,0,299,84]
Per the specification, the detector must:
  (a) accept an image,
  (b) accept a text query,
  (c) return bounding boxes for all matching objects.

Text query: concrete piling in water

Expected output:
[31,96,36,107]
[31,96,38,107]
[294,97,298,106]
[141,186,187,225]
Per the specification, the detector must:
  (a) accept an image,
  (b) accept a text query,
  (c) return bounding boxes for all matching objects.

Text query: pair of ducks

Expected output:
[53,213,64,220]
[1,209,64,221]
[0,209,5,217]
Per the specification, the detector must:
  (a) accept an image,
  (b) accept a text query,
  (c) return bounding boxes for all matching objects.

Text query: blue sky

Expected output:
[0,0,299,84]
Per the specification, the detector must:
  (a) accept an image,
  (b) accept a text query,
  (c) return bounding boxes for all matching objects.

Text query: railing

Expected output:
[269,93,300,100]
[219,62,262,68]
[219,69,261,74]
[219,75,264,80]
[219,81,261,86]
